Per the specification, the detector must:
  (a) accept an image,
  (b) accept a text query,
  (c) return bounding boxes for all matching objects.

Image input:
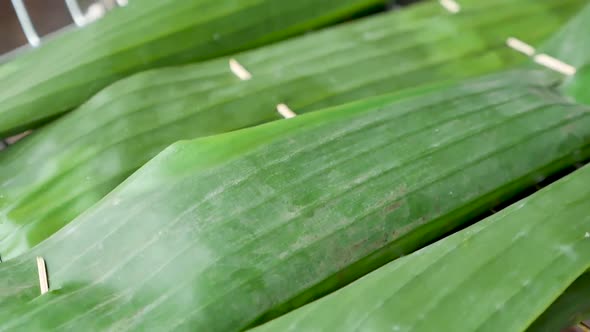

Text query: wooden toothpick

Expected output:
[36,256,49,295]
[229,58,252,81]
[276,103,297,119]
[439,0,460,13]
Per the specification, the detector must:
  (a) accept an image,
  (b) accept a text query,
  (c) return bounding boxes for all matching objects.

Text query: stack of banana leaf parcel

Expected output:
[0,0,589,331]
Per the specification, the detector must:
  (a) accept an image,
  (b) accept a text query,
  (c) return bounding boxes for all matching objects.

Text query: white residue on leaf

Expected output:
[556,244,578,261]
[512,230,527,241]
[362,30,387,41]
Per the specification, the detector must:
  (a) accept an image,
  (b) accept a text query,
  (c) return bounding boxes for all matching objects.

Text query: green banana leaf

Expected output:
[1,70,590,331]
[527,272,590,332]
[536,2,590,105]
[250,165,590,332]
[0,0,388,136]
[537,1,590,70]
[568,67,590,105]
[0,0,583,259]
